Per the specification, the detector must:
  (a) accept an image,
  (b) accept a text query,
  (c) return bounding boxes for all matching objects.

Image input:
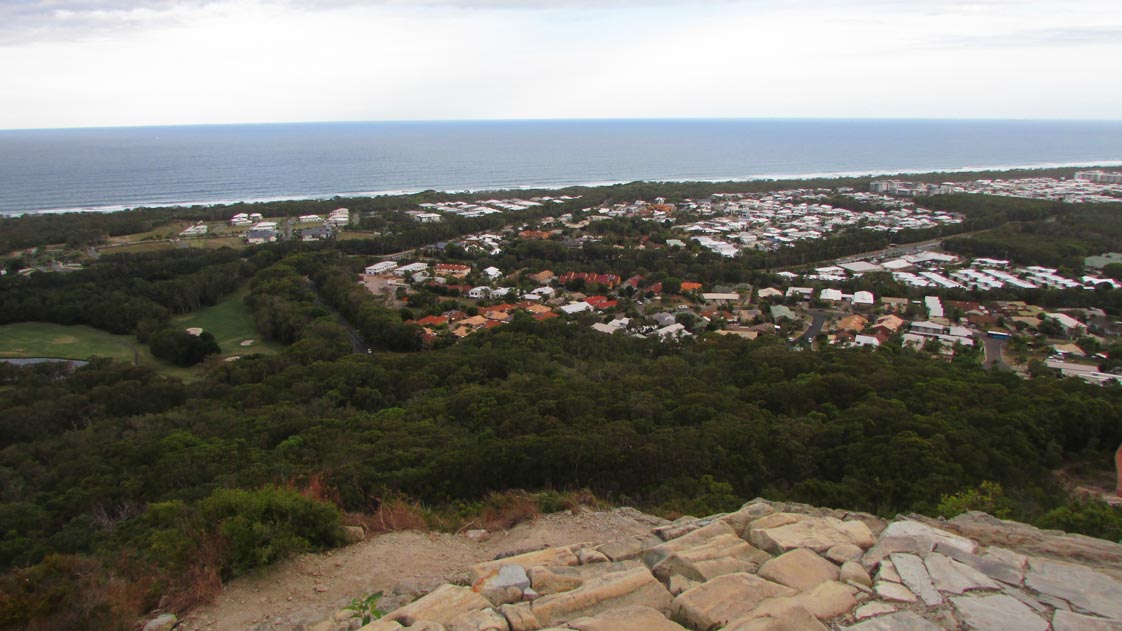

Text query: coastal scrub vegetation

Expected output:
[3,176,1122,628]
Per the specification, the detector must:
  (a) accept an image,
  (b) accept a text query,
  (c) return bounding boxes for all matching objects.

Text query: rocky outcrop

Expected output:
[298,498,1122,631]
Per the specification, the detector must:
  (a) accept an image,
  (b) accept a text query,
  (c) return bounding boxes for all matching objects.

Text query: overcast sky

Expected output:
[1,0,1120,129]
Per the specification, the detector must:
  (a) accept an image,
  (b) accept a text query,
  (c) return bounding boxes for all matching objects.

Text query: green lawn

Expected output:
[0,322,142,362]
[0,290,281,380]
[172,288,284,359]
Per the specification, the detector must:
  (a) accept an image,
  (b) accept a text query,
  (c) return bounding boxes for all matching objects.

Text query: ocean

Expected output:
[1,119,1121,216]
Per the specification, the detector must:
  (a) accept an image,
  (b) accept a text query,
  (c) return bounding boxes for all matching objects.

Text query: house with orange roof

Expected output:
[681,281,703,292]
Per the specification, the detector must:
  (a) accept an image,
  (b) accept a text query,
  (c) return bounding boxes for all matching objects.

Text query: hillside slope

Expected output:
[172,499,1122,631]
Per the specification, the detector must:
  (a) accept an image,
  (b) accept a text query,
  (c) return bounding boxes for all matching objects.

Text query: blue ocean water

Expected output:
[1,119,1121,215]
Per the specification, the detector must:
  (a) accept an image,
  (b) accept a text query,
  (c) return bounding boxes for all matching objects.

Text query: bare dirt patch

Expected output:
[179,508,663,631]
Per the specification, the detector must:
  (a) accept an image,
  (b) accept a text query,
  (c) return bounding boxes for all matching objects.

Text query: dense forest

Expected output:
[3,177,1122,629]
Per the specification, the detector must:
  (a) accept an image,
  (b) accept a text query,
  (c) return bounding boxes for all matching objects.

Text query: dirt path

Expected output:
[179,508,664,631]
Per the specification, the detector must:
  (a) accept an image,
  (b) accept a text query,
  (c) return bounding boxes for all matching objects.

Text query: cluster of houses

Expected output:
[229,208,348,244]
[415,197,568,220]
[787,250,1120,293]
[871,175,1122,204]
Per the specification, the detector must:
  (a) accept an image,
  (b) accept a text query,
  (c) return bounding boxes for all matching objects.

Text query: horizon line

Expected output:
[4,115,1122,133]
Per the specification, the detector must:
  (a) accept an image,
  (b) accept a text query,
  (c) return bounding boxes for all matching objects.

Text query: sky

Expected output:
[1,0,1120,129]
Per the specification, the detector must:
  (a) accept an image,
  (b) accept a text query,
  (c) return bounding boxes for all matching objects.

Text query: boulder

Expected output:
[596,534,663,562]
[564,605,689,631]
[888,553,941,606]
[670,572,795,631]
[654,518,705,541]
[1024,557,1122,619]
[723,600,827,631]
[143,614,177,631]
[529,568,585,595]
[931,542,1024,585]
[1052,610,1122,631]
[758,548,839,592]
[879,520,977,555]
[872,581,915,603]
[950,594,1049,631]
[358,620,405,631]
[791,581,859,619]
[445,608,510,631]
[651,533,771,584]
[385,584,491,626]
[839,611,940,630]
[577,549,609,565]
[922,552,1001,594]
[750,517,873,555]
[840,561,872,587]
[472,548,580,582]
[530,566,672,627]
[719,502,777,536]
[826,543,864,564]
[853,602,897,620]
[642,521,738,568]
[497,604,539,631]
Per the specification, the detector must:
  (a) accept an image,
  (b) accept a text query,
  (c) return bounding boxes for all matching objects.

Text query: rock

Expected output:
[472,548,580,582]
[522,588,539,602]
[946,512,1122,577]
[667,574,699,596]
[922,552,1001,594]
[888,553,941,606]
[1024,557,1122,619]
[751,517,873,556]
[873,581,915,603]
[528,567,585,595]
[409,623,447,631]
[653,518,705,541]
[826,543,864,564]
[853,602,897,620]
[357,620,404,631]
[642,521,738,568]
[307,620,336,631]
[723,600,828,631]
[477,565,532,593]
[344,525,366,543]
[718,502,777,536]
[950,594,1049,631]
[467,530,490,542]
[596,534,663,562]
[931,542,1024,585]
[840,611,940,631]
[840,561,872,587]
[1052,610,1122,631]
[482,585,526,608]
[530,566,672,627]
[748,513,805,532]
[651,533,771,584]
[564,605,689,631]
[758,548,839,592]
[792,581,859,619]
[445,608,510,631]
[860,536,932,572]
[875,559,900,583]
[880,520,977,555]
[1000,586,1048,613]
[497,604,539,631]
[143,614,178,631]
[670,572,795,631]
[577,549,609,565]
[385,584,492,626]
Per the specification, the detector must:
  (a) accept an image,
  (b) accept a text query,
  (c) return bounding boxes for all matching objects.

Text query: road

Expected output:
[982,335,1010,371]
[797,310,830,344]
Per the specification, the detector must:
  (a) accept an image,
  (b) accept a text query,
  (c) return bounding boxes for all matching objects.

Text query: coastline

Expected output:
[5,160,1122,218]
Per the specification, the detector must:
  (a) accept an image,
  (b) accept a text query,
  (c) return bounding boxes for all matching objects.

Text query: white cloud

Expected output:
[0,0,1119,128]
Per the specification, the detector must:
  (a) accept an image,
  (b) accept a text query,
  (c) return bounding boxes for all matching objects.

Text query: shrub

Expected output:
[937,481,1014,519]
[1037,497,1122,543]
[199,487,345,577]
